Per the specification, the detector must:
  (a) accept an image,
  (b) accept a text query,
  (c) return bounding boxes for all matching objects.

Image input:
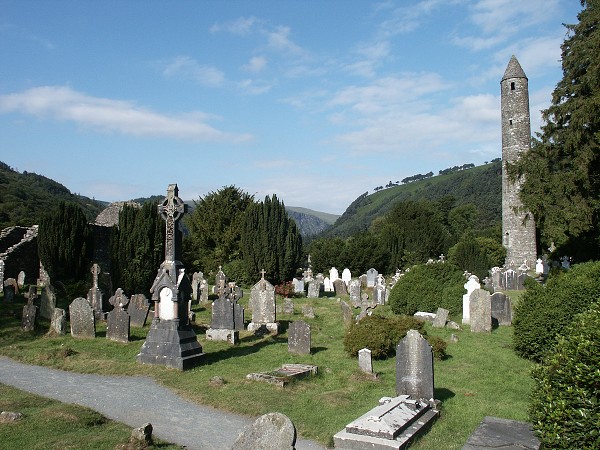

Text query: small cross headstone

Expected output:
[432,308,449,328]
[69,297,96,338]
[128,294,150,327]
[396,329,434,400]
[288,320,311,355]
[469,289,492,333]
[40,285,56,320]
[50,308,66,335]
[358,348,373,374]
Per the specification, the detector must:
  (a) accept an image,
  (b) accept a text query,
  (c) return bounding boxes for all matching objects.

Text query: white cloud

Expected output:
[237,79,272,95]
[377,0,448,37]
[266,25,304,55]
[0,86,252,143]
[210,16,259,35]
[162,56,225,87]
[243,55,267,73]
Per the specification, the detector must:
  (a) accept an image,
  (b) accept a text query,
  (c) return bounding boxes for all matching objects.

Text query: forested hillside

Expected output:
[323,161,502,238]
[0,161,105,229]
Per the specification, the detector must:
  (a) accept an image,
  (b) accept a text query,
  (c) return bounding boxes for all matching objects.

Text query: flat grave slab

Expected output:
[462,416,540,450]
[246,363,317,387]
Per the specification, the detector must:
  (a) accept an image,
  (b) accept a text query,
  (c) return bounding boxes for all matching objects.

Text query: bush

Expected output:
[513,261,600,361]
[388,262,465,316]
[529,302,600,449]
[343,315,446,360]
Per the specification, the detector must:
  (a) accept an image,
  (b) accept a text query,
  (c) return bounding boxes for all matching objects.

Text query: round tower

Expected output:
[500,55,537,269]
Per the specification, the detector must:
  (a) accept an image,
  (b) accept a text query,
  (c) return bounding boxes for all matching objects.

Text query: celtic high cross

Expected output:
[158,184,186,263]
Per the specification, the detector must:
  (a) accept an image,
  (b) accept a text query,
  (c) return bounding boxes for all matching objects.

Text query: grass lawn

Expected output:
[0,289,534,449]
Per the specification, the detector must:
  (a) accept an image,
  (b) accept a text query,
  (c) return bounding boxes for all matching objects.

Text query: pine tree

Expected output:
[510,1,600,259]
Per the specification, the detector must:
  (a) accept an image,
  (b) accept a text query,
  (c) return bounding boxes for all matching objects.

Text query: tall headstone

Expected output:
[329,267,339,283]
[21,301,37,332]
[374,274,387,305]
[248,270,278,333]
[342,268,351,286]
[137,184,205,370]
[462,275,480,325]
[501,55,537,268]
[470,289,492,333]
[292,278,305,295]
[87,263,105,320]
[396,330,434,401]
[106,301,130,343]
[491,292,512,326]
[288,320,311,355]
[358,348,373,375]
[206,297,238,344]
[340,300,353,326]
[214,266,227,297]
[128,294,150,327]
[349,279,361,307]
[366,268,378,288]
[69,297,96,339]
[191,271,204,302]
[333,279,347,296]
[40,285,56,320]
[50,308,66,335]
[307,279,320,298]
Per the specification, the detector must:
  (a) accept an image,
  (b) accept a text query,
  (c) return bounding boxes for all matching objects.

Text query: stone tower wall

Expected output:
[501,57,537,268]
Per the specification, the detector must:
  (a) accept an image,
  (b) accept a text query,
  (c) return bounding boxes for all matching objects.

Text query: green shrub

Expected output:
[513,261,600,361]
[343,315,447,360]
[388,262,465,316]
[529,302,600,449]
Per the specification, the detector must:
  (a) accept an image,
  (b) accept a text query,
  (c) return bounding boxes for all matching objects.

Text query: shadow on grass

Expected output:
[203,334,288,365]
[311,346,328,354]
[434,387,455,403]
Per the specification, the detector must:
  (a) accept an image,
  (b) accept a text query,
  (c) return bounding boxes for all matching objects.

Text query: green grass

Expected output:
[0,383,181,449]
[0,290,533,449]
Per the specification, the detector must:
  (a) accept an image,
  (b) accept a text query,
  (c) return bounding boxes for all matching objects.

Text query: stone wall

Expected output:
[0,225,39,284]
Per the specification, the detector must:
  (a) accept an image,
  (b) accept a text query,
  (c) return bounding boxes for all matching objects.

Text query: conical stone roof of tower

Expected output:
[502,55,527,81]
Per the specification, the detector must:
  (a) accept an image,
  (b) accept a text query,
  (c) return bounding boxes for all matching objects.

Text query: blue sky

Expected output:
[0,1,581,214]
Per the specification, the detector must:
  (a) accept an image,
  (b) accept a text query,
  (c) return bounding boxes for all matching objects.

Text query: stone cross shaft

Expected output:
[158,184,186,262]
[91,263,100,289]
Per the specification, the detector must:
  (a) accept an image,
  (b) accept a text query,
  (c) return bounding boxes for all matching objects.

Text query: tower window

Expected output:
[509,119,513,125]
[510,82,515,91]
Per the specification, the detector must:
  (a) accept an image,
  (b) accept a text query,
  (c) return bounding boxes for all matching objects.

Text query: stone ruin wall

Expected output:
[0,226,40,285]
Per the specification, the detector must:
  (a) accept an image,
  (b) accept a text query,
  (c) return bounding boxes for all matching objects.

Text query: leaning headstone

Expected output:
[366,268,378,287]
[17,271,25,289]
[340,300,353,326]
[358,348,373,375]
[128,294,150,327]
[432,307,449,328]
[21,302,38,332]
[349,279,361,307]
[231,412,296,450]
[288,320,311,355]
[69,297,96,338]
[396,330,434,400]
[106,303,130,343]
[462,275,481,324]
[491,292,512,326]
[283,298,294,315]
[333,278,347,296]
[40,285,56,320]
[470,289,492,333]
[248,271,277,333]
[50,308,66,335]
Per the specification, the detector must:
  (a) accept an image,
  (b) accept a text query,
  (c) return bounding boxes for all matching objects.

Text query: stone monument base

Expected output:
[247,322,278,334]
[206,328,238,344]
[137,318,204,370]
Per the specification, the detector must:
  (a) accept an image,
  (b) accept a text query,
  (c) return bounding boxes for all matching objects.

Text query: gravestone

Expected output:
[231,412,296,450]
[491,292,512,326]
[349,279,361,307]
[396,330,434,400]
[329,267,339,283]
[40,285,56,320]
[340,300,354,326]
[191,271,204,302]
[432,308,449,328]
[323,277,334,292]
[17,271,25,289]
[288,320,311,355]
[366,268,378,287]
[129,294,150,327]
[106,302,130,343]
[374,275,387,305]
[50,308,66,335]
[283,298,294,315]
[233,301,244,331]
[247,271,277,333]
[307,280,320,298]
[21,302,37,332]
[342,268,351,286]
[470,289,492,333]
[463,416,541,450]
[0,260,4,293]
[358,348,373,374]
[69,297,96,339]
[199,278,209,303]
[302,305,315,319]
[359,274,368,288]
[462,275,481,325]
[206,297,238,344]
[87,263,104,320]
[137,184,204,370]
[214,266,227,297]
[3,282,15,302]
[292,278,305,295]
[26,285,38,303]
[333,278,347,296]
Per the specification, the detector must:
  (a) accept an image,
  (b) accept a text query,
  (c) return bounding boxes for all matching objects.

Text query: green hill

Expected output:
[0,161,106,228]
[323,160,502,238]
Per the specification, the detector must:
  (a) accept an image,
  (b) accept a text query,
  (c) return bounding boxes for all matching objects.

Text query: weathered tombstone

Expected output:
[358,348,373,375]
[40,285,56,320]
[25,285,38,304]
[359,274,368,288]
[206,297,238,344]
[432,307,449,328]
[470,289,492,333]
[491,292,512,326]
[38,263,50,288]
[342,268,351,286]
[366,268,378,288]
[396,330,434,400]
[17,271,25,289]
[87,263,104,320]
[106,303,130,343]
[292,278,305,295]
[302,304,315,319]
[329,267,339,283]
[462,275,481,325]
[214,266,227,297]
[333,278,348,296]
[191,271,203,302]
[288,320,311,355]
[463,416,541,450]
[233,302,244,331]
[69,297,96,338]
[374,281,386,305]
[109,288,129,310]
[349,279,361,307]
[3,282,15,302]
[283,298,294,315]
[48,308,66,335]
[247,271,277,333]
[199,278,209,303]
[231,412,296,450]
[307,280,320,298]
[128,294,150,327]
[21,302,37,332]
[340,300,353,326]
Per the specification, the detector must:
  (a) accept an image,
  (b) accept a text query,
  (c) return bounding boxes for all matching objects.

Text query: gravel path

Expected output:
[0,356,328,450]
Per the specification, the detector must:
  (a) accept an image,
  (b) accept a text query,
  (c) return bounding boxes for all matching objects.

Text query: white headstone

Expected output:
[462,275,480,325]
[342,268,352,286]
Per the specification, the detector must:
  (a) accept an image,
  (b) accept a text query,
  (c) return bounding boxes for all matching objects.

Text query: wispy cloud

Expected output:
[210,16,259,35]
[377,0,448,37]
[162,56,225,87]
[0,86,252,143]
[243,55,267,73]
